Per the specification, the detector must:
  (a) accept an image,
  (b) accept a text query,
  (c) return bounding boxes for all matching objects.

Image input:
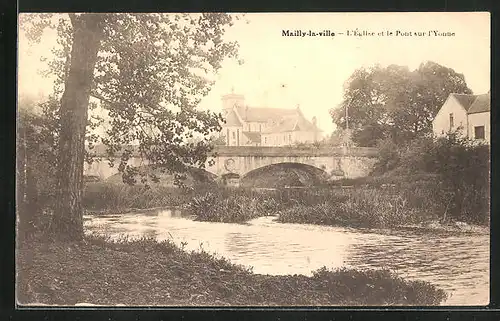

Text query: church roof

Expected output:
[262,113,322,134]
[224,109,243,127]
[235,105,298,123]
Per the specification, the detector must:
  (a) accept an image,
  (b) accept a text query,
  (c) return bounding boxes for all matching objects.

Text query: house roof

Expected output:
[242,131,261,143]
[451,93,477,111]
[235,105,299,123]
[224,109,242,127]
[467,93,491,114]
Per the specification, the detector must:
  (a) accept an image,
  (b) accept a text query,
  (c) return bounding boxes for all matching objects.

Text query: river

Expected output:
[84,208,489,306]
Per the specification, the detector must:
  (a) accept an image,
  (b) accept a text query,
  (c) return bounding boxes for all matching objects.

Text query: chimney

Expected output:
[312,116,317,127]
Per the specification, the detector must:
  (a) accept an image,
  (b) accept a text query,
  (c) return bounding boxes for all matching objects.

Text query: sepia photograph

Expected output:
[16,12,490,307]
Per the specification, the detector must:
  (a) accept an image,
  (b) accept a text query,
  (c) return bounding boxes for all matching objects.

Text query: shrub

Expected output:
[370,132,490,225]
[17,106,59,240]
[372,137,401,174]
[187,192,262,223]
[311,267,447,306]
[278,188,428,228]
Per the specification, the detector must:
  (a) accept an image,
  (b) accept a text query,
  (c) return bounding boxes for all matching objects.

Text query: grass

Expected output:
[185,187,350,223]
[82,182,215,214]
[16,235,447,306]
[186,183,445,228]
[277,188,426,228]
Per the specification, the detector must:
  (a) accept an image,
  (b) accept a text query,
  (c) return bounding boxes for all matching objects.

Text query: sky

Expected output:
[18,12,490,135]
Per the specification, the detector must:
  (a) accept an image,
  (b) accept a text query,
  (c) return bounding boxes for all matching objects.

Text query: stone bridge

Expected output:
[84,145,378,183]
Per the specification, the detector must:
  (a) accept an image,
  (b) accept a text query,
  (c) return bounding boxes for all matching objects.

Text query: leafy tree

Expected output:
[372,130,490,224]
[330,62,472,147]
[20,13,240,240]
[17,98,60,241]
[211,134,227,146]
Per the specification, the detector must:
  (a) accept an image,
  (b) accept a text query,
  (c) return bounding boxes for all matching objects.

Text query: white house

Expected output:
[220,92,323,147]
[432,91,491,143]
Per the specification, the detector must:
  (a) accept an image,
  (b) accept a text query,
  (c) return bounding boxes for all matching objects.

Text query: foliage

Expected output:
[186,187,349,223]
[277,188,427,228]
[19,13,242,239]
[21,12,241,185]
[82,182,211,213]
[16,102,60,239]
[211,134,227,146]
[17,235,447,306]
[330,62,472,146]
[371,137,402,174]
[371,131,490,224]
[188,193,261,223]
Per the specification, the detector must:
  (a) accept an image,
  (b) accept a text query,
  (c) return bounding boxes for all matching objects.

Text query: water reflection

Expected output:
[84,210,489,306]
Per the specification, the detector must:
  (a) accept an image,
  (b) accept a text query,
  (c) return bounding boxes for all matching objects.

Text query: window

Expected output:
[474,126,485,140]
[232,131,235,139]
[449,113,454,130]
[289,134,292,142]
[264,137,267,144]
[259,124,262,132]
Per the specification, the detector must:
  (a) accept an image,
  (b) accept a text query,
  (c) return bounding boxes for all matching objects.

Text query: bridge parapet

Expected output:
[211,146,378,158]
[88,144,378,158]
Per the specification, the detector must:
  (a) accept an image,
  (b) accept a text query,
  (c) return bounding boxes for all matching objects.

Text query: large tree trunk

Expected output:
[50,14,104,241]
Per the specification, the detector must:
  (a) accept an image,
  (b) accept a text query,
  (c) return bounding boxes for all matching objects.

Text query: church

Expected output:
[220,92,323,147]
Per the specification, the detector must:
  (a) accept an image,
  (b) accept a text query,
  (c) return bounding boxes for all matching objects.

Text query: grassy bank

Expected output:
[83,173,488,229]
[276,186,438,228]
[17,235,447,306]
[186,180,449,228]
[185,187,344,223]
[82,182,214,214]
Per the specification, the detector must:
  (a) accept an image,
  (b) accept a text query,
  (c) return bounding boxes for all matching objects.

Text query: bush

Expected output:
[17,106,59,240]
[311,267,447,306]
[278,188,426,228]
[370,132,490,225]
[187,188,352,223]
[188,192,262,223]
[372,137,401,174]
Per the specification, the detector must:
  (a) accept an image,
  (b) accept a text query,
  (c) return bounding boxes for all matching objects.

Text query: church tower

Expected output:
[221,88,245,115]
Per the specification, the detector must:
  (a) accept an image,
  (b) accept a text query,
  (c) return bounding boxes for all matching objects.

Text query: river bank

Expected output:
[17,235,447,306]
[82,181,489,234]
[85,206,488,236]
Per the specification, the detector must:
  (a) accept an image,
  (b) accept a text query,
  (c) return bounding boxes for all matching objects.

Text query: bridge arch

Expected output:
[240,162,328,188]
